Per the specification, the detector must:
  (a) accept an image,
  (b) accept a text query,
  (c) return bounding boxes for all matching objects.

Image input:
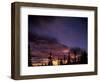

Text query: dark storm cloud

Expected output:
[28,15,87,51]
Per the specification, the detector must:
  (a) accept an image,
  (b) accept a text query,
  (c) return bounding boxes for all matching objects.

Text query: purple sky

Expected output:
[28,15,88,52]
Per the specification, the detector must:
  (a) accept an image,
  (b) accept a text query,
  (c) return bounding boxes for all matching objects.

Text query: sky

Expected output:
[28,15,88,52]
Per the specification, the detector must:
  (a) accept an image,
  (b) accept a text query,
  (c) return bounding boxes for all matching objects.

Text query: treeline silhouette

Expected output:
[28,46,88,66]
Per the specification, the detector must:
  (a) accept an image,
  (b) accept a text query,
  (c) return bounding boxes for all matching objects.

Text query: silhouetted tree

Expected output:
[63,55,67,65]
[80,51,88,64]
[28,44,32,66]
[48,52,53,65]
[67,53,70,64]
[60,59,63,65]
